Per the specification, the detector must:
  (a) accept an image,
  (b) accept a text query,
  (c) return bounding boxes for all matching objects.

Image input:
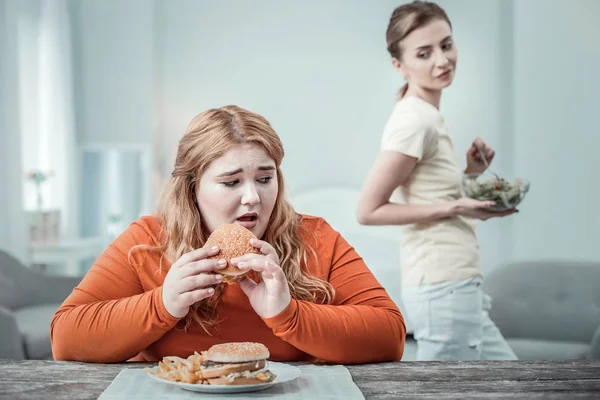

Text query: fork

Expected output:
[474,142,501,181]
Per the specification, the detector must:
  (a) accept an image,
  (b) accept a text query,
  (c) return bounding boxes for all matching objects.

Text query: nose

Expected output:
[241,183,260,206]
[435,50,450,68]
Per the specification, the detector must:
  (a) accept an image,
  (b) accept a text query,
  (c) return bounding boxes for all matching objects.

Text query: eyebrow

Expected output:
[415,35,453,51]
[216,165,276,177]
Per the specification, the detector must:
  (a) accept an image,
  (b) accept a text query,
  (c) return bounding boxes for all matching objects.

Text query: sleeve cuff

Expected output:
[381,145,422,160]
[262,298,298,332]
[153,286,182,327]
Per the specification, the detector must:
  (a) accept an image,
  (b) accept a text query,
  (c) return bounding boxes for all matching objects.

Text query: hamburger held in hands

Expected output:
[205,223,261,285]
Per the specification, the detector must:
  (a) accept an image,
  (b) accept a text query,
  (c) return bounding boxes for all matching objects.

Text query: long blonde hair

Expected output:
[386,1,452,99]
[155,105,334,332]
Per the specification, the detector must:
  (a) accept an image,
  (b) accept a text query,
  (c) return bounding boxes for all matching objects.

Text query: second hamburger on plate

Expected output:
[200,342,276,385]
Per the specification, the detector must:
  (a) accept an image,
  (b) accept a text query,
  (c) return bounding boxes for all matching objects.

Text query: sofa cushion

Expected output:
[14,303,61,359]
[507,338,590,360]
[485,261,600,343]
[0,267,18,309]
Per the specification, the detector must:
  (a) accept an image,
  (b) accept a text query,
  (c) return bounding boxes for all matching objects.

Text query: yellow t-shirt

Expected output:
[380,96,482,286]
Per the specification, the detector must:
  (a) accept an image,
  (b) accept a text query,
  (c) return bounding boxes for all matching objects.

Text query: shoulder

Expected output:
[298,214,337,237]
[117,214,164,248]
[298,214,341,258]
[384,97,438,133]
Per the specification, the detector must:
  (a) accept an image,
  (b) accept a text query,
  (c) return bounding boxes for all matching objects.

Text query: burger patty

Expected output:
[198,359,267,379]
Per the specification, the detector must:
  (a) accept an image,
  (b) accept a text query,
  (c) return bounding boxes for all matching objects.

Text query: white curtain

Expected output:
[20,0,77,239]
[0,0,28,263]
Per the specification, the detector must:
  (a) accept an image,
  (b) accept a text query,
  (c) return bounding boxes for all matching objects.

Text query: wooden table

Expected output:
[1,359,599,399]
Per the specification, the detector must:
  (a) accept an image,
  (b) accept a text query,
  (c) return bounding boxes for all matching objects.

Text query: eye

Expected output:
[258,176,273,184]
[417,51,430,59]
[442,41,453,50]
[221,180,239,188]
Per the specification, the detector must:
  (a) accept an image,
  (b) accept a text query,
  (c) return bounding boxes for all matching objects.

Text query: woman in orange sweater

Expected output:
[50,105,406,364]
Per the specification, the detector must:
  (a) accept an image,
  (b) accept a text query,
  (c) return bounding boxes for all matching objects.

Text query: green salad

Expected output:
[463,175,528,211]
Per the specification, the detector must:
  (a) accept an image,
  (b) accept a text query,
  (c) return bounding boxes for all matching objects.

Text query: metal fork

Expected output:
[474,143,501,181]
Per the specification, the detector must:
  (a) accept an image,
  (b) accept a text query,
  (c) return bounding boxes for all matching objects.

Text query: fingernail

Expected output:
[238,262,247,267]
[211,246,219,251]
[214,274,223,281]
[218,259,227,266]
[230,257,238,263]
[208,288,215,294]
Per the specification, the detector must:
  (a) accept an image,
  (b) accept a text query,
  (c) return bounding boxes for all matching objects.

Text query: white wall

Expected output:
[66,0,599,274]
[70,0,154,146]
[512,0,600,262]
[154,0,512,273]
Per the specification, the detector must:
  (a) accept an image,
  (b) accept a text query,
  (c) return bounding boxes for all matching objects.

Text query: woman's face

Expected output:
[393,19,457,92]
[196,143,278,239]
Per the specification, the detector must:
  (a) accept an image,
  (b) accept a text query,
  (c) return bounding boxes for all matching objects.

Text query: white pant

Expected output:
[402,277,518,361]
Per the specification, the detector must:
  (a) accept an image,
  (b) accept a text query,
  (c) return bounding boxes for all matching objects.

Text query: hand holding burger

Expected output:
[204,223,291,319]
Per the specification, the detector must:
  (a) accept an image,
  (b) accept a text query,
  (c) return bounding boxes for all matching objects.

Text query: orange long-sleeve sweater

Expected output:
[50,215,405,364]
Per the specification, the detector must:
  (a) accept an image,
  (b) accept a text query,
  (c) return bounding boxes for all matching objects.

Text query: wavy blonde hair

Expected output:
[155,105,334,332]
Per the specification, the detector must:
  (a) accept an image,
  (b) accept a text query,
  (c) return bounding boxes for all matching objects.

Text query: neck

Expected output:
[404,85,442,109]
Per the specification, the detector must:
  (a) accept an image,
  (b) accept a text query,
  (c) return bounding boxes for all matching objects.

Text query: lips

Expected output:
[235,212,259,229]
[237,212,258,222]
[437,69,452,78]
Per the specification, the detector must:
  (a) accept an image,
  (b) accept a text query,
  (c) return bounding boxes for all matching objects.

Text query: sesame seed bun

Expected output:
[204,224,260,282]
[205,342,270,363]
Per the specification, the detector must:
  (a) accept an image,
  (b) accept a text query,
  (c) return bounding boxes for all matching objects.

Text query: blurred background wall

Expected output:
[1,0,598,275]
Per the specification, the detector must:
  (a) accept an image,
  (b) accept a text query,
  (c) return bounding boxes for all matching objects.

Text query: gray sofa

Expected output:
[485,260,600,360]
[0,250,80,359]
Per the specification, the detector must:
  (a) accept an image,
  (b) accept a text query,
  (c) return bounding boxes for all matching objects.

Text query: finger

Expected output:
[180,287,215,306]
[487,149,495,161]
[473,137,484,148]
[466,145,477,157]
[180,273,223,292]
[238,276,257,297]
[174,246,220,268]
[239,259,282,279]
[180,258,227,277]
[470,199,495,209]
[249,238,277,257]
[231,254,263,265]
[493,209,518,217]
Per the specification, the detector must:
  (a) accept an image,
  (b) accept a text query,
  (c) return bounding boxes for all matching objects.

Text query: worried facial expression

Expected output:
[196,143,278,239]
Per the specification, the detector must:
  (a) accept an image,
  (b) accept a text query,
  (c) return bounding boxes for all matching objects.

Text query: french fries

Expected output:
[145,351,209,384]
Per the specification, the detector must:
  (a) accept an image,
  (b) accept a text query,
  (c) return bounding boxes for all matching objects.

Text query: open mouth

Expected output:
[236,213,258,222]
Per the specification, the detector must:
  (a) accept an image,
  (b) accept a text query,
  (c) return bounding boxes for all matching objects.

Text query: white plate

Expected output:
[146,361,301,394]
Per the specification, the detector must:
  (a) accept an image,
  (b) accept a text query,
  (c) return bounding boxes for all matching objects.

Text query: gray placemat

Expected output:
[98,364,364,400]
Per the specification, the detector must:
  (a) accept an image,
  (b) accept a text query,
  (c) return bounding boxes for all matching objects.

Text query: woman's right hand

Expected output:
[161,246,226,318]
[449,198,517,220]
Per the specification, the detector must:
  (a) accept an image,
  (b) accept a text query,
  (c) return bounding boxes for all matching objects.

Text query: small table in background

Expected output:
[29,236,106,276]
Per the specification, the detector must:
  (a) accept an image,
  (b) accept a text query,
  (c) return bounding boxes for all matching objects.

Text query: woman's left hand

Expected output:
[466,137,495,175]
[231,238,291,319]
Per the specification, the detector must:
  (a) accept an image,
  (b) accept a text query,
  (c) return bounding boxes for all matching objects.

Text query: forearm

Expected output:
[358,201,455,226]
[50,287,180,362]
[263,299,406,364]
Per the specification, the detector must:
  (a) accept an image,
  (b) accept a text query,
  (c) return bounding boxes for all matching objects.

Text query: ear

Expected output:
[391,58,408,80]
